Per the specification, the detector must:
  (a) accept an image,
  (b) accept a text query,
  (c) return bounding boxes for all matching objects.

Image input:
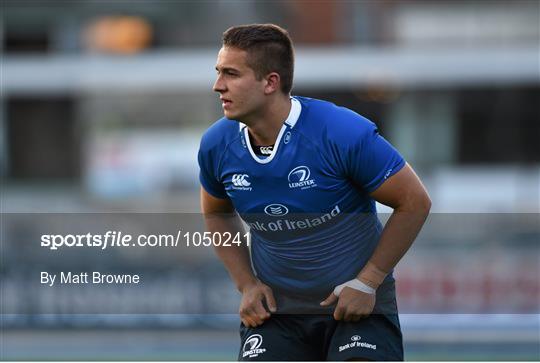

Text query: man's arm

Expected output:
[200,187,276,327]
[321,163,431,320]
[361,162,431,278]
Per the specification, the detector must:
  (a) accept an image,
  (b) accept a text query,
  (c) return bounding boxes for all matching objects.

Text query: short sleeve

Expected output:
[197,142,228,199]
[342,119,405,193]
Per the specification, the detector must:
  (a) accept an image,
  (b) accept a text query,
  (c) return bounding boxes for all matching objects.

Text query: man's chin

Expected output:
[224,110,239,120]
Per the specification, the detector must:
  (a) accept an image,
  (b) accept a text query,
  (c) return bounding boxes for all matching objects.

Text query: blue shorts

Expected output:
[238,281,403,361]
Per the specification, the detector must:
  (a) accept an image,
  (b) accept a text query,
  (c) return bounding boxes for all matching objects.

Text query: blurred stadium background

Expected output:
[1,0,539,360]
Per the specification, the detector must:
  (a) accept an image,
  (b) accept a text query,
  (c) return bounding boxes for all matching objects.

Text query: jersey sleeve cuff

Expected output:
[364,159,406,194]
[199,176,228,199]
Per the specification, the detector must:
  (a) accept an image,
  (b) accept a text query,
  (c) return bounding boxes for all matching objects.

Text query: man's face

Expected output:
[213,46,267,121]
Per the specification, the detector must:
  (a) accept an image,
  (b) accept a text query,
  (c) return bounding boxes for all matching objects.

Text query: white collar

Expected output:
[240,97,301,164]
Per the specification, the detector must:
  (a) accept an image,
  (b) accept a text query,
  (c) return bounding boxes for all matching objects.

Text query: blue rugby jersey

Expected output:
[198,96,405,296]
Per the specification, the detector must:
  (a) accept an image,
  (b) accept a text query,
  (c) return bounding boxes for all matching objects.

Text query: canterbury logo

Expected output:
[232,174,251,187]
[260,146,273,155]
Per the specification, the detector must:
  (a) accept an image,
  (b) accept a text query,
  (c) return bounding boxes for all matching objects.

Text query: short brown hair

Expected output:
[223,24,294,94]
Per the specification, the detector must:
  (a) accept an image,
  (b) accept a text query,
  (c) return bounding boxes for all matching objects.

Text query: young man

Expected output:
[198,24,431,361]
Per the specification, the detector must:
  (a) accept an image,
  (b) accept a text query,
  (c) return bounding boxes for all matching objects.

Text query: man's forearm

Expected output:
[204,213,257,292]
[215,243,257,292]
[358,206,430,288]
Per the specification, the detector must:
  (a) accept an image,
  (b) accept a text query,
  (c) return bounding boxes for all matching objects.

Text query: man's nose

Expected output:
[213,75,226,93]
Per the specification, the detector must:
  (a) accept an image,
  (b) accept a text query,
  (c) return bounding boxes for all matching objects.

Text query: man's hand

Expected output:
[320,287,376,322]
[239,279,277,327]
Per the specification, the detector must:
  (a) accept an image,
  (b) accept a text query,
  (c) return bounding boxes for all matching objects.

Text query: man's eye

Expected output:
[216,70,238,77]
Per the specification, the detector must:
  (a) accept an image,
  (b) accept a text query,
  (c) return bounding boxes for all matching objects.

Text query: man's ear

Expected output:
[264,72,281,95]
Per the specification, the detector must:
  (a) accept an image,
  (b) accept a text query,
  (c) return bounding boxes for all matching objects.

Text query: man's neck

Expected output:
[244,96,291,146]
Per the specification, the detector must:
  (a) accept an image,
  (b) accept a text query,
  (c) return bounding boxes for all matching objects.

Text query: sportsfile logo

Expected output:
[288,166,316,190]
[231,174,252,191]
[242,334,266,358]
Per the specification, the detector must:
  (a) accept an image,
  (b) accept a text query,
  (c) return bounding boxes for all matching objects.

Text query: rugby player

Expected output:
[198,24,431,361]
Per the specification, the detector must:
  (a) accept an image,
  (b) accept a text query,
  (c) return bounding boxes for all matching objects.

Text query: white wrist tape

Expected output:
[333,278,376,296]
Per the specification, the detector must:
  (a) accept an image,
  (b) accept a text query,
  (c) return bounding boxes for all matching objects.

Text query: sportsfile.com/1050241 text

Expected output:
[40,231,251,250]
